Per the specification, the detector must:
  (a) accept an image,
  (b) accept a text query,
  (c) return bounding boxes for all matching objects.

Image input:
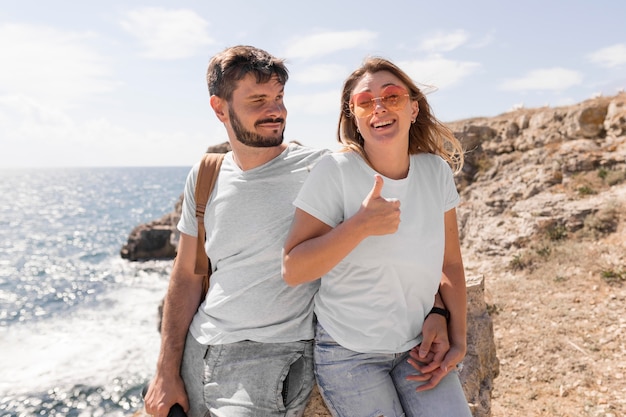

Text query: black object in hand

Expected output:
[168,403,187,417]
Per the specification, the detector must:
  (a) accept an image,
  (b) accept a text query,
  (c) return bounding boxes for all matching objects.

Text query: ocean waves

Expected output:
[0,166,188,416]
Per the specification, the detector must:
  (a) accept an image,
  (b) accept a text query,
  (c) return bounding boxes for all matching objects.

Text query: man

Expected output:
[144,45,452,417]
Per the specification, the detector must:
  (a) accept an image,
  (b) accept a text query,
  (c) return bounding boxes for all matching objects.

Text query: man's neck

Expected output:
[230,142,288,171]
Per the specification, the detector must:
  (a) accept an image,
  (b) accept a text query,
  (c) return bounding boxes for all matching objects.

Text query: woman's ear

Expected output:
[412,100,419,121]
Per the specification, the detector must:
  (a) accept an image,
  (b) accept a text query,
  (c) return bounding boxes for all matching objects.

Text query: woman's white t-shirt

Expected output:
[294,151,460,353]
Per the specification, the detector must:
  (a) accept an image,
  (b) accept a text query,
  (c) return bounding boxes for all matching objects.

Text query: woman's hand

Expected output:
[405,313,466,391]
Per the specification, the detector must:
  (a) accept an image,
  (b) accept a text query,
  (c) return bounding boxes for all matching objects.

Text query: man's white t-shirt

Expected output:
[178,143,328,345]
[294,151,460,354]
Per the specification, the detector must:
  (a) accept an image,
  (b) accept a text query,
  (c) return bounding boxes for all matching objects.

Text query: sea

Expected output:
[0,166,192,417]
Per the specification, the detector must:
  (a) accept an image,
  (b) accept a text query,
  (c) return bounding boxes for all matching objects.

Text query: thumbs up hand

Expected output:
[357,175,401,236]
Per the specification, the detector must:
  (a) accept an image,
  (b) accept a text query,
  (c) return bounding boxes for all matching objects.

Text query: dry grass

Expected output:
[485,224,626,416]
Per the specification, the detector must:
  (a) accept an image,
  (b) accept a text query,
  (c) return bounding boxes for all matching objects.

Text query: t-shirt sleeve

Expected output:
[177,163,200,237]
[293,154,344,228]
[441,157,460,212]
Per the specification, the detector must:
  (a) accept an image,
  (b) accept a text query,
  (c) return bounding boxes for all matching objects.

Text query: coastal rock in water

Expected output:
[120,142,230,261]
[120,211,181,261]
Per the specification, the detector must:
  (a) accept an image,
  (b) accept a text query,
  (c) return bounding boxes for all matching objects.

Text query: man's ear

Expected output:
[210,95,228,123]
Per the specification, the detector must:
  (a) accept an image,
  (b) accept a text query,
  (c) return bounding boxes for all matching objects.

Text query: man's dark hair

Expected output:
[207,45,289,101]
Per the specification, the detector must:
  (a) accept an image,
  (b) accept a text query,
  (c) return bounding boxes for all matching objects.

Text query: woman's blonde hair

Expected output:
[337,57,464,173]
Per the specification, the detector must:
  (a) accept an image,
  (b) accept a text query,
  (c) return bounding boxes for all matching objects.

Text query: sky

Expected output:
[1,0,625,168]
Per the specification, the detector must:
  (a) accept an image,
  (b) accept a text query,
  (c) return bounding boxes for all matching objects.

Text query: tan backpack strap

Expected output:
[194,153,225,276]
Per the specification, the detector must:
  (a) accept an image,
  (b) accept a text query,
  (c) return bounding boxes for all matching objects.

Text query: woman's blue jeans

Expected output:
[314,322,472,417]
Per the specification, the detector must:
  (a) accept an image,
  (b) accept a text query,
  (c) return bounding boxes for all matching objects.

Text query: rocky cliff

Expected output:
[449,93,626,416]
[451,92,625,259]
[124,92,626,417]
[122,93,626,264]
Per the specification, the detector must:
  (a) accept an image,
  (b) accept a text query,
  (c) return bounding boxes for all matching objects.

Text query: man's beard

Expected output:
[229,106,285,148]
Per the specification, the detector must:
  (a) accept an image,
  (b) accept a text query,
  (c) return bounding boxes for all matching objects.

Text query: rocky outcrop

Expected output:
[120,209,181,261]
[124,92,626,417]
[449,93,626,262]
[123,94,626,263]
[461,276,499,417]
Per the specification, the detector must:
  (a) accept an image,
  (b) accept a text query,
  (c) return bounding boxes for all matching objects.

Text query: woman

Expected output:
[282,57,471,417]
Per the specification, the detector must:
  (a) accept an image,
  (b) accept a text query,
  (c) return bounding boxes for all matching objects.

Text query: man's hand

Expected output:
[415,311,449,368]
[143,372,189,417]
[405,312,464,391]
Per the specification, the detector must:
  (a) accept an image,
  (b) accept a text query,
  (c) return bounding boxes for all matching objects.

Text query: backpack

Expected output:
[193,153,225,300]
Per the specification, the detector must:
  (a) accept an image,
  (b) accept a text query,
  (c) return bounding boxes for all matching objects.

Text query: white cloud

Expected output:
[499,68,583,91]
[469,31,495,49]
[120,7,215,60]
[0,95,207,167]
[397,55,481,90]
[291,64,348,84]
[284,30,378,60]
[419,30,469,52]
[0,94,96,167]
[0,23,117,108]
[587,44,626,68]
